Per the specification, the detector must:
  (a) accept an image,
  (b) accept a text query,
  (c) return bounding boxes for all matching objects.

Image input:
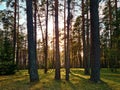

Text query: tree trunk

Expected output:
[108,0,114,71]
[33,0,38,68]
[108,0,112,48]
[13,0,17,64]
[45,0,48,73]
[26,0,39,82]
[66,0,71,81]
[52,8,55,69]
[38,13,44,40]
[64,0,67,70]
[114,0,118,72]
[115,0,117,20]
[37,12,45,69]
[16,0,19,67]
[81,0,88,75]
[55,0,61,80]
[90,0,100,83]
[78,26,82,68]
[85,0,90,75]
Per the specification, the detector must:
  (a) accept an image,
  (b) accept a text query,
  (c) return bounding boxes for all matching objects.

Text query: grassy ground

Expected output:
[0,68,120,90]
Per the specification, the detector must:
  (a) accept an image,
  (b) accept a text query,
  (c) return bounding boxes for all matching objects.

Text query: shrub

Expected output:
[0,62,17,75]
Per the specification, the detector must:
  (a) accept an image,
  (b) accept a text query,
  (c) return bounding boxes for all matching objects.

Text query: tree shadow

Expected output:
[70,72,112,90]
[0,69,114,90]
[67,81,77,90]
[101,73,120,83]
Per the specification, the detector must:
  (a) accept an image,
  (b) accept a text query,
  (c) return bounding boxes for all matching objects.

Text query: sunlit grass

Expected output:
[0,68,120,90]
[100,68,120,90]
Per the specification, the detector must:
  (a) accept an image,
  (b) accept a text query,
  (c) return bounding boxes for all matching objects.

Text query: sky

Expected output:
[0,2,6,10]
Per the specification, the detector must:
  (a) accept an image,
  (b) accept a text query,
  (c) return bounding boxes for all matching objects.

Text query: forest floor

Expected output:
[0,68,120,90]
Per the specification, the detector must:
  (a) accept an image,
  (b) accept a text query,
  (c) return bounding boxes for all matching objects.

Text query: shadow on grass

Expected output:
[70,72,112,90]
[101,73,120,83]
[17,69,113,90]
[0,76,30,90]
[29,72,77,90]
[101,71,120,90]
[0,72,29,82]
[67,81,77,90]
[0,69,116,90]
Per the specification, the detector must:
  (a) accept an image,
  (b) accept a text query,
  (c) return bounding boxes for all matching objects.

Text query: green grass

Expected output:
[100,68,120,90]
[0,68,120,90]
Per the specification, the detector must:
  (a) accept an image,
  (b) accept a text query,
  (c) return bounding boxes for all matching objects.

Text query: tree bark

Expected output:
[33,0,38,69]
[55,0,61,80]
[16,0,19,67]
[85,0,90,75]
[52,7,55,69]
[90,0,100,83]
[66,0,71,81]
[64,0,67,70]
[26,0,39,82]
[45,0,48,73]
[13,0,17,64]
[81,0,88,75]
[108,0,112,48]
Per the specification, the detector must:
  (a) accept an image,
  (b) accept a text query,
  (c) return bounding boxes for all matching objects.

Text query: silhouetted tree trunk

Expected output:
[37,12,45,68]
[16,0,19,67]
[26,0,39,82]
[33,0,38,69]
[34,0,37,60]
[114,0,118,72]
[115,0,117,20]
[108,0,112,48]
[108,0,114,71]
[13,0,17,63]
[81,0,88,75]
[90,0,100,83]
[64,0,67,70]
[55,0,61,80]
[78,25,82,68]
[85,0,90,75]
[66,0,71,81]
[44,0,48,73]
[52,7,55,69]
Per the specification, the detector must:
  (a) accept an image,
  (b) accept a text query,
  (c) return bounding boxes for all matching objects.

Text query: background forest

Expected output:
[0,0,120,90]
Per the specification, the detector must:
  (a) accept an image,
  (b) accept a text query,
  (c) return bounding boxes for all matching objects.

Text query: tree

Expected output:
[52,0,55,69]
[64,0,67,71]
[33,0,37,67]
[101,0,120,71]
[0,10,17,75]
[45,0,48,73]
[81,0,88,75]
[26,0,39,82]
[85,0,90,75]
[5,0,27,69]
[54,0,61,80]
[101,0,113,68]
[72,16,82,68]
[13,0,17,64]
[111,0,120,71]
[37,5,45,69]
[16,0,19,68]
[66,0,71,81]
[90,0,100,82]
